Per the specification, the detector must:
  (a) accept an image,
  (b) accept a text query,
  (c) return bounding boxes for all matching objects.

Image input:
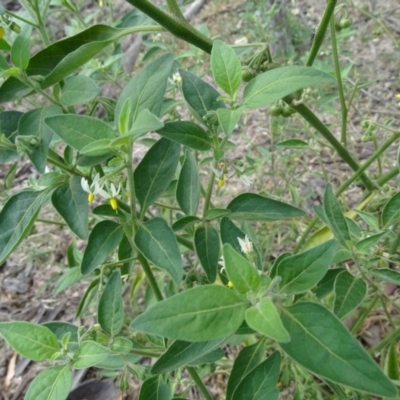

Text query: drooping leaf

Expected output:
[130,285,248,341]
[135,217,183,284]
[134,138,180,212]
[139,376,171,400]
[227,193,305,221]
[226,340,265,400]
[382,192,400,227]
[53,266,82,295]
[177,149,200,215]
[194,225,220,282]
[73,340,110,369]
[275,239,338,295]
[211,40,242,96]
[0,321,59,361]
[157,121,212,151]
[25,365,72,400]
[59,75,100,106]
[279,302,397,397]
[243,66,334,108]
[52,176,89,239]
[371,268,400,285]
[98,269,124,336]
[81,221,124,275]
[333,270,367,319]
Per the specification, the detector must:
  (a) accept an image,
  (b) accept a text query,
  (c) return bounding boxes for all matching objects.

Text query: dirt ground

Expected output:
[1,0,400,399]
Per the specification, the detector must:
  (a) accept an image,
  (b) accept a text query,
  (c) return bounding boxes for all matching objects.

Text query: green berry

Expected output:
[269,104,283,117]
[241,67,255,82]
[339,18,352,29]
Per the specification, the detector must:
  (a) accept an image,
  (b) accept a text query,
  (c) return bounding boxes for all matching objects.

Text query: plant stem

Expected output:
[33,0,50,46]
[166,0,186,20]
[126,139,137,222]
[306,0,337,66]
[329,15,347,144]
[124,0,213,53]
[369,325,400,354]
[351,294,379,334]
[47,148,80,175]
[36,218,65,226]
[377,167,399,186]
[137,252,163,302]
[294,217,318,253]
[187,367,214,400]
[5,11,37,27]
[203,161,217,217]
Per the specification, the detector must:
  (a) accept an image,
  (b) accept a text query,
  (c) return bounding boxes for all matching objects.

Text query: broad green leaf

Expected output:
[89,353,139,370]
[276,239,338,295]
[279,302,397,397]
[118,234,134,275]
[73,340,110,369]
[11,26,31,70]
[0,53,8,70]
[42,322,78,342]
[323,184,351,245]
[226,340,265,400]
[371,268,400,285]
[205,208,231,220]
[0,321,58,361]
[18,106,61,173]
[0,110,22,163]
[382,192,400,227]
[25,365,72,400]
[135,217,183,284]
[314,268,344,299]
[130,285,248,341]
[172,215,201,231]
[115,53,174,122]
[232,351,281,400]
[0,190,48,265]
[227,193,305,221]
[179,69,225,122]
[217,107,244,136]
[75,278,100,319]
[245,298,290,342]
[52,176,89,239]
[223,243,260,294]
[79,139,112,157]
[134,138,180,212]
[243,66,334,108]
[187,348,224,365]
[156,121,212,151]
[110,337,133,354]
[98,269,124,336]
[211,40,242,96]
[355,231,389,253]
[385,342,400,380]
[45,114,115,152]
[53,266,82,295]
[151,337,226,374]
[59,75,100,106]
[275,139,309,148]
[81,220,124,275]
[333,270,367,319]
[139,376,171,400]
[354,210,379,230]
[177,149,200,215]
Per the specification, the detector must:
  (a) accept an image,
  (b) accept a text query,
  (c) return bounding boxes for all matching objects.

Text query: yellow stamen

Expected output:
[110,197,118,210]
[218,179,225,188]
[227,281,233,288]
[396,94,400,99]
[88,193,94,203]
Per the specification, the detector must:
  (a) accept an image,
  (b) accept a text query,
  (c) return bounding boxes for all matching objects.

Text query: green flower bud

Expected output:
[269,104,283,117]
[339,18,352,29]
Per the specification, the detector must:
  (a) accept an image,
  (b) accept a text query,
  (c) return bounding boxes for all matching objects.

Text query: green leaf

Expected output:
[275,139,309,148]
[194,225,221,282]
[382,192,400,227]
[179,69,225,122]
[42,322,78,342]
[172,215,200,231]
[25,365,72,400]
[232,351,281,400]
[135,217,183,284]
[73,340,110,369]
[177,149,200,215]
[371,268,400,285]
[243,66,334,108]
[211,40,242,96]
[314,268,344,299]
[152,337,226,374]
[59,75,100,106]
[130,285,248,341]
[245,298,290,342]
[98,269,124,336]
[115,53,174,122]
[333,270,367,319]
[75,278,100,319]
[53,266,82,295]
[228,193,305,221]
[79,139,112,157]
[81,220,124,275]
[0,110,22,163]
[45,114,115,152]
[205,208,231,220]
[139,376,171,400]
[323,183,351,245]
[110,337,133,354]
[0,190,48,265]
[11,26,31,70]
[276,239,338,295]
[354,210,379,230]
[1,25,143,102]
[156,121,212,151]
[134,138,180,212]
[18,106,61,173]
[52,176,89,239]
[0,321,59,361]
[223,243,260,294]
[279,302,397,397]
[217,107,244,136]
[355,231,389,253]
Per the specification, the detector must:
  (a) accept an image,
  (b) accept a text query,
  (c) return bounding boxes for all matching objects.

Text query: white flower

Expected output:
[172,72,181,83]
[81,173,107,202]
[238,235,253,255]
[98,182,121,210]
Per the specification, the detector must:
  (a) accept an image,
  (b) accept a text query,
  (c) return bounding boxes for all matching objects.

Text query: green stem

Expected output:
[103,256,138,267]
[33,0,50,46]
[166,0,186,20]
[377,167,399,186]
[5,11,37,27]
[129,348,163,358]
[137,252,163,302]
[36,218,65,226]
[187,367,213,400]
[176,234,194,251]
[389,233,400,255]
[203,161,217,217]
[329,15,347,144]
[126,139,137,222]
[369,326,400,354]
[293,217,318,253]
[124,0,213,53]
[306,0,337,66]
[289,102,375,191]
[47,148,80,175]
[351,294,379,334]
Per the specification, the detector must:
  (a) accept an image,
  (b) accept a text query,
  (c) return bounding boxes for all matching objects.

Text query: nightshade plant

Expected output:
[0,0,400,399]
